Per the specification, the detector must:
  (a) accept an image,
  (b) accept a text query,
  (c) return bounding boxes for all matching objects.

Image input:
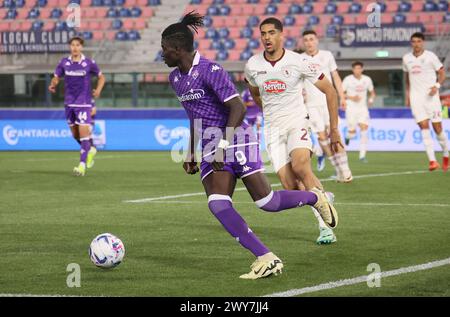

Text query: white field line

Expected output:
[263,257,450,297]
[124,170,427,203]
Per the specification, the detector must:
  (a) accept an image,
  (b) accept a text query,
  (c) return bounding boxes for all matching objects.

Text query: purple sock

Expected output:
[80,138,91,164]
[256,190,318,212]
[208,196,270,257]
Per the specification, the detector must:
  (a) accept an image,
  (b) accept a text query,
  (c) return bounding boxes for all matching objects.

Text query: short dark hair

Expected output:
[411,32,425,41]
[69,36,84,45]
[352,61,364,68]
[161,11,204,52]
[302,30,317,37]
[259,17,283,32]
[294,48,304,54]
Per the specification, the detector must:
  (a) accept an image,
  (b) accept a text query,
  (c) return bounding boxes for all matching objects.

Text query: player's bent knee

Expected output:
[255,191,280,212]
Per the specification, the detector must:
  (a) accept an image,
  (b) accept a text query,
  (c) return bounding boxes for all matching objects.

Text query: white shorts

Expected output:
[307,105,330,133]
[410,95,442,123]
[265,118,313,173]
[346,106,370,130]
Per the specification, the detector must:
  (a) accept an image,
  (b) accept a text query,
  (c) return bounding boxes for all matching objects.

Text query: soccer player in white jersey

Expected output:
[403,32,448,171]
[299,30,353,182]
[342,61,376,162]
[245,18,342,245]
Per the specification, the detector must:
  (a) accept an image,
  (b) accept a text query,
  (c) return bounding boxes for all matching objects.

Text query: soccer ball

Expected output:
[89,233,125,268]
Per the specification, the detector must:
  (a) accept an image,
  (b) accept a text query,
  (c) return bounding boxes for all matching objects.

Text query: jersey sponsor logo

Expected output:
[263,79,287,94]
[177,88,205,102]
[65,70,87,76]
[411,65,422,74]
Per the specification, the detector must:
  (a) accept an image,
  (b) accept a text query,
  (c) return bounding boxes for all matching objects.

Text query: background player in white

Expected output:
[342,61,376,162]
[403,32,448,171]
[299,30,353,182]
[245,18,342,245]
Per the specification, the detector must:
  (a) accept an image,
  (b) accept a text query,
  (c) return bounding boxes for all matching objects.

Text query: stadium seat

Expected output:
[324,2,337,14]
[348,2,362,14]
[406,14,418,23]
[115,30,128,41]
[224,38,235,50]
[206,28,219,39]
[128,30,140,40]
[112,19,123,29]
[326,24,338,38]
[141,7,153,18]
[219,5,231,15]
[130,7,142,17]
[28,8,40,19]
[32,20,44,30]
[122,18,134,30]
[37,0,48,7]
[423,1,438,12]
[115,0,126,6]
[207,5,220,16]
[240,49,253,61]
[203,15,213,27]
[103,0,113,6]
[6,9,18,19]
[216,50,228,61]
[393,13,406,24]
[15,0,25,7]
[284,37,296,49]
[289,4,302,15]
[308,15,320,26]
[134,18,146,29]
[55,20,67,31]
[265,4,277,15]
[302,3,313,14]
[247,38,259,49]
[147,0,161,6]
[284,15,295,26]
[91,0,103,5]
[218,27,230,39]
[17,8,28,19]
[211,40,224,50]
[119,8,131,18]
[247,15,259,27]
[438,0,448,11]
[240,26,253,39]
[82,31,93,40]
[50,8,62,19]
[445,12,450,23]
[42,20,55,30]
[228,50,240,61]
[0,22,10,31]
[331,15,344,25]
[398,1,412,12]
[107,8,118,18]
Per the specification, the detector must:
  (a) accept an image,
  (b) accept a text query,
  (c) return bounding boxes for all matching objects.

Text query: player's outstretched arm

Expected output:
[331,70,346,109]
[48,76,59,93]
[92,74,105,98]
[314,77,343,153]
[183,120,199,175]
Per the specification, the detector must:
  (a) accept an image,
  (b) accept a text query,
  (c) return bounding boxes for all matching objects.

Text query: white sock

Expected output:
[360,130,368,159]
[319,139,330,157]
[328,155,341,178]
[436,132,449,157]
[347,130,356,140]
[311,207,328,229]
[314,143,323,157]
[421,129,436,162]
[334,152,352,179]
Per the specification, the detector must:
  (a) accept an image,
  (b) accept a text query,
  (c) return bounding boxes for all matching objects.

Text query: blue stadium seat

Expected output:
[247,0,259,3]
[308,15,319,26]
[240,27,253,39]
[207,5,220,16]
[247,38,259,49]
[423,1,438,12]
[130,7,142,17]
[218,27,230,39]
[32,20,44,30]
[398,1,412,12]
[206,28,219,39]
[51,8,62,19]
[219,5,231,15]
[16,0,25,8]
[119,8,131,18]
[103,0,114,6]
[128,30,140,41]
[240,50,253,61]
[112,19,123,30]
[331,15,343,25]
[216,50,228,61]
[54,21,67,31]
[28,8,40,19]
[6,9,18,19]
[324,2,337,14]
[37,0,48,7]
[284,15,295,26]
[190,0,202,4]
[148,0,161,5]
[115,0,126,6]
[445,12,450,23]
[303,3,313,14]
[326,25,338,38]
[82,31,93,40]
[211,40,224,50]
[270,0,282,3]
[69,0,81,4]
[91,0,103,6]
[265,4,277,15]
[289,4,302,15]
[107,8,118,18]
[3,0,14,8]
[203,16,213,27]
[213,0,224,4]
[377,2,387,12]
[349,2,362,14]
[393,13,406,24]
[284,37,296,49]
[224,38,235,50]
[115,31,128,41]
[247,16,259,27]
[438,0,448,11]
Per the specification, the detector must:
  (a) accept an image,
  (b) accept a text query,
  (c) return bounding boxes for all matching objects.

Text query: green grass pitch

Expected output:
[0,151,449,296]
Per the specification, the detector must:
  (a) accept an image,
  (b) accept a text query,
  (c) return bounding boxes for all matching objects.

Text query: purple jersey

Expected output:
[54,54,101,106]
[169,52,264,179]
[241,88,262,120]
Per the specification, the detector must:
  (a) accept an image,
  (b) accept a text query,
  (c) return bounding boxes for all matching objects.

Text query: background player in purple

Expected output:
[161,12,338,280]
[48,36,105,176]
[241,88,263,144]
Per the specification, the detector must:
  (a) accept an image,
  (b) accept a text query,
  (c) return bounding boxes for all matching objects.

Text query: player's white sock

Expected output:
[436,131,449,157]
[360,130,368,159]
[319,139,330,156]
[311,207,328,229]
[421,129,437,162]
[328,155,341,177]
[334,152,352,179]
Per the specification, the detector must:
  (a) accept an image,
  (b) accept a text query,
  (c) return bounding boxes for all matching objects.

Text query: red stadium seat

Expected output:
[0,21,10,31]
[228,27,241,39]
[411,1,423,13]
[253,6,265,16]
[105,31,116,41]
[343,14,356,25]
[381,13,392,25]
[213,17,227,28]
[80,0,91,6]
[185,4,208,16]
[201,50,216,61]
[284,26,301,39]
[17,8,28,20]
[124,0,137,7]
[355,14,367,24]
[320,14,332,26]
[95,7,108,18]
[336,2,350,14]
[19,20,31,31]
[277,4,290,16]
[47,0,59,8]
[43,20,55,31]
[197,39,210,51]
[89,20,101,30]
[83,8,96,19]
[313,2,326,14]
[228,50,240,61]
[234,5,250,16]
[122,18,135,31]
[385,1,399,13]
[406,14,418,23]
[234,38,248,50]
[134,19,146,30]
[93,31,104,40]
[40,8,52,19]
[141,7,153,18]
[9,21,20,31]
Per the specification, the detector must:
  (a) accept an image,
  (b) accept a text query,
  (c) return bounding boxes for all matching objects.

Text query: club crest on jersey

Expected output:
[263,79,287,94]
[191,69,199,79]
[177,88,205,102]
[281,66,291,78]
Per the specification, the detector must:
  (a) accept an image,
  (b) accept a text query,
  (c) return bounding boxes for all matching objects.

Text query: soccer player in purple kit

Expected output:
[48,36,104,176]
[241,88,263,144]
[161,12,338,279]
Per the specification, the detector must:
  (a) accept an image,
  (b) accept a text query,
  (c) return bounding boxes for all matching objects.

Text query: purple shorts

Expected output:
[200,141,264,181]
[65,105,92,126]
